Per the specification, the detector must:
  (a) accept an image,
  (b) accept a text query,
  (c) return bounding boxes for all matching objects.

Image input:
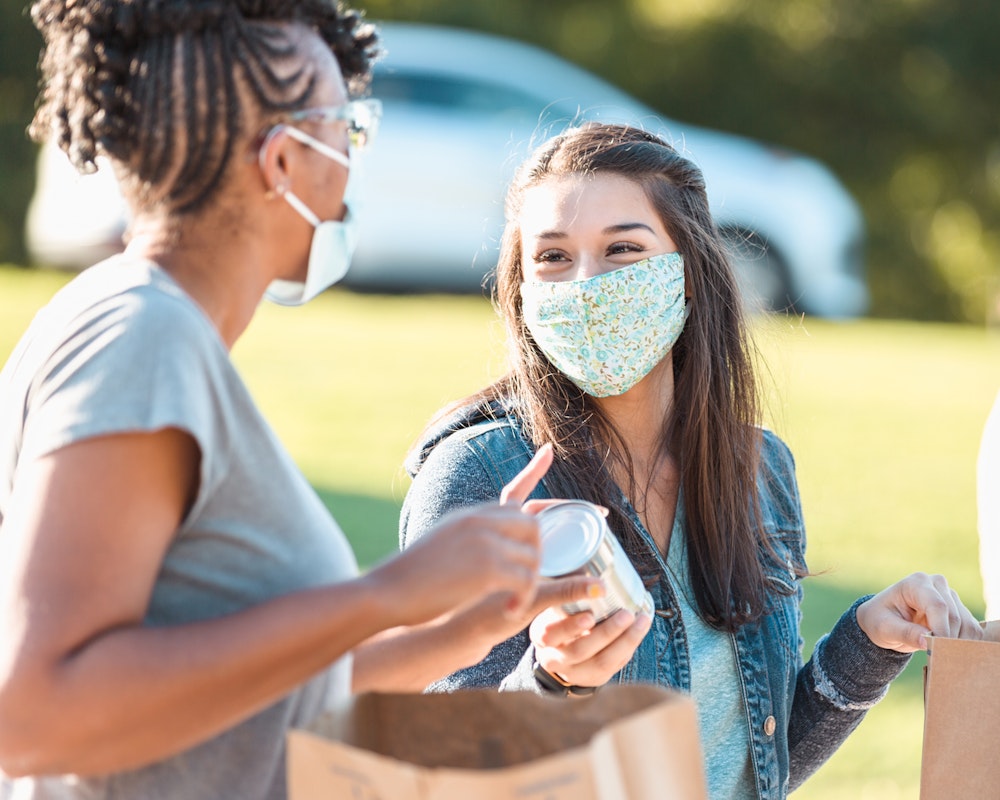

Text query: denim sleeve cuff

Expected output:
[498,644,545,694]
[810,594,912,711]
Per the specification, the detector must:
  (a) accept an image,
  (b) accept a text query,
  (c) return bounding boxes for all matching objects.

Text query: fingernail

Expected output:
[614,612,633,629]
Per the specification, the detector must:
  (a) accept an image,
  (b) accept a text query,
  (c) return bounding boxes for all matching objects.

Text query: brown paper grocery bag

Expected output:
[287,684,706,800]
[920,620,1000,799]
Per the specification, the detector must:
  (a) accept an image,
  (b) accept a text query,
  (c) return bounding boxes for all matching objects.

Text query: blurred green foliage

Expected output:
[2,0,998,321]
[363,0,1000,322]
[0,2,42,265]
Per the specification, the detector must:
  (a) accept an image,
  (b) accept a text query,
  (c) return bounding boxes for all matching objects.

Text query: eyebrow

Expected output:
[535,222,656,239]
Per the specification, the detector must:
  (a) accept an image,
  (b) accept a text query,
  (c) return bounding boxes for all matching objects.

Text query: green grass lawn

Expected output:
[2,264,998,798]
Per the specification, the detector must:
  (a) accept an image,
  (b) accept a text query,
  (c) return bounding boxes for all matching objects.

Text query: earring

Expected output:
[265,184,287,200]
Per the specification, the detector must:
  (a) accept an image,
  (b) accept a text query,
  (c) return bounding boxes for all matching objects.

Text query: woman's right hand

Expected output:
[530,605,652,690]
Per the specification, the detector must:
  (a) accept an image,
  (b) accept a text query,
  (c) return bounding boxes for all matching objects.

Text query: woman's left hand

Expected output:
[856,572,983,653]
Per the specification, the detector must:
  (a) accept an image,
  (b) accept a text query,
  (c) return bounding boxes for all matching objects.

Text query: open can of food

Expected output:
[536,500,654,622]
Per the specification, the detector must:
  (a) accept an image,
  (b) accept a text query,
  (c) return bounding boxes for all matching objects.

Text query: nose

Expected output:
[575,253,605,280]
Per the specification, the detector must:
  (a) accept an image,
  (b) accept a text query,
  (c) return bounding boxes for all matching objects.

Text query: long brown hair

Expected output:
[461,123,783,631]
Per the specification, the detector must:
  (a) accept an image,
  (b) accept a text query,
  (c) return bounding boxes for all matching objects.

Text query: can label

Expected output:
[536,500,654,622]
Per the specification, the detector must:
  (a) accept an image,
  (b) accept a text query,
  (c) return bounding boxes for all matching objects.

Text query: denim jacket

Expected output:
[400,404,911,799]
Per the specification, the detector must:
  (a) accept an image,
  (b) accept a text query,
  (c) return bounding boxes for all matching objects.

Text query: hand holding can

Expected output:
[536,500,654,621]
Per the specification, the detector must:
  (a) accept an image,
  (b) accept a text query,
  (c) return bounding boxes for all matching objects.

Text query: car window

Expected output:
[372,71,543,117]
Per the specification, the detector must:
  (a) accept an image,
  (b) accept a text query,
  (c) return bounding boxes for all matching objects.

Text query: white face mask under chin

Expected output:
[265,191,359,306]
[264,128,361,306]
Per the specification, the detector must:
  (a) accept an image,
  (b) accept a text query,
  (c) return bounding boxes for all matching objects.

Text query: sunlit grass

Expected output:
[3,264,998,798]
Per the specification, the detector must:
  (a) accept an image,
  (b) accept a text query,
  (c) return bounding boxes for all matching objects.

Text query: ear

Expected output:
[258,124,292,196]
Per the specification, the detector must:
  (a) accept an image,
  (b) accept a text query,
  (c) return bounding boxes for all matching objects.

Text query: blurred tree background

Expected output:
[0,2,42,266]
[2,0,998,321]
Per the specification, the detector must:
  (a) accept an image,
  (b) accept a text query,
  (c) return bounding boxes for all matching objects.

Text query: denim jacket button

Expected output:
[763,715,776,737]
[655,607,675,619]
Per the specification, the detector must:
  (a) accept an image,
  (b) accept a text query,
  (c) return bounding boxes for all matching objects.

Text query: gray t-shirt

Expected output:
[0,257,356,799]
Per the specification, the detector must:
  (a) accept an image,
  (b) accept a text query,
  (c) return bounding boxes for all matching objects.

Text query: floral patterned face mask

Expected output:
[520,252,686,397]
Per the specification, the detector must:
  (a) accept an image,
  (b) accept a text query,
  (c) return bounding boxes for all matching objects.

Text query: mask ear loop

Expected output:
[257,123,322,227]
[282,125,351,170]
[278,188,321,227]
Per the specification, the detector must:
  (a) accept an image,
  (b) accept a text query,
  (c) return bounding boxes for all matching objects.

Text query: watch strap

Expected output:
[532,660,598,697]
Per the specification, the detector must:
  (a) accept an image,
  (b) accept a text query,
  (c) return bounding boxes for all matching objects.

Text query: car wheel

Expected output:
[720,228,794,315]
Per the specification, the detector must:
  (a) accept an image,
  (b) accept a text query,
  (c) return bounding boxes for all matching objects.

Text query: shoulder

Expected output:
[404,399,534,481]
[756,428,805,543]
[18,259,232,460]
[430,418,533,474]
[103,261,220,352]
[760,428,797,476]
[409,415,536,497]
[400,410,545,547]
[41,257,218,366]
[38,261,227,407]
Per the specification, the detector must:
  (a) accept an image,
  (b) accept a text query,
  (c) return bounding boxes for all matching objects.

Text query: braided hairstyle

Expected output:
[29,0,380,213]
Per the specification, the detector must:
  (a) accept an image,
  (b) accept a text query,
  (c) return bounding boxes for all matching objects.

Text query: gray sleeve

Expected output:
[399,426,548,694]
[787,596,911,789]
[21,287,222,465]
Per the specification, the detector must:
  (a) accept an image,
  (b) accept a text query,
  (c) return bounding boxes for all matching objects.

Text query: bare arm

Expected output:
[352,577,601,693]
[0,430,542,777]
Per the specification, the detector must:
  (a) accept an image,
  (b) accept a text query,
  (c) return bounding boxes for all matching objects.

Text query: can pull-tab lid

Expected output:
[537,502,604,577]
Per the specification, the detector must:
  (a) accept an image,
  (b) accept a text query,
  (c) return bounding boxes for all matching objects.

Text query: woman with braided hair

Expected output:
[0,2,597,796]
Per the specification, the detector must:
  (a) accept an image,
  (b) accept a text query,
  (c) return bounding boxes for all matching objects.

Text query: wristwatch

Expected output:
[532,660,598,697]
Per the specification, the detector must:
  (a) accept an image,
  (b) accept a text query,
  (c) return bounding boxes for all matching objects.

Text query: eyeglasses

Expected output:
[285,98,382,151]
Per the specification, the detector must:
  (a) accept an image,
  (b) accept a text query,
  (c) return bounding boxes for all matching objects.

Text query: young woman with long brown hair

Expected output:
[401,122,982,799]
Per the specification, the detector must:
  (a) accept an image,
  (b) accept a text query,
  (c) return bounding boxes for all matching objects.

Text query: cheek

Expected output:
[312,167,348,219]
[335,171,349,218]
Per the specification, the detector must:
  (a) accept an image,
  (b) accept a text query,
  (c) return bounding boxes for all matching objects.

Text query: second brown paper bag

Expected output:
[921,620,1000,799]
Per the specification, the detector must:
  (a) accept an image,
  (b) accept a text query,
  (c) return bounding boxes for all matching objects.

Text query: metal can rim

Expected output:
[536,500,607,577]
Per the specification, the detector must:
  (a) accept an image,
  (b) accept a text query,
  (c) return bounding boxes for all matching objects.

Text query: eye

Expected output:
[532,249,569,263]
[607,241,645,256]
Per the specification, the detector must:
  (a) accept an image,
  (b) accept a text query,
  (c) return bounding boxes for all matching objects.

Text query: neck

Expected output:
[591,355,676,471]
[591,356,680,554]
[124,212,275,350]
